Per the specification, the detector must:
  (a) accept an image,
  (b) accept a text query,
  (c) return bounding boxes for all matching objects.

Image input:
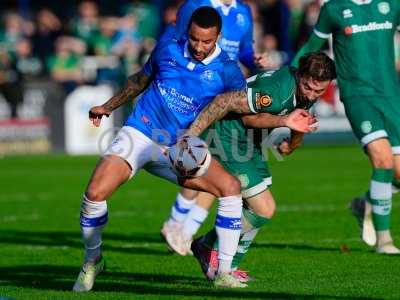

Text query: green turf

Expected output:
[1,145,399,299]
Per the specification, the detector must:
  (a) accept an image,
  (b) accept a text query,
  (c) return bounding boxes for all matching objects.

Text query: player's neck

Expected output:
[221,0,233,6]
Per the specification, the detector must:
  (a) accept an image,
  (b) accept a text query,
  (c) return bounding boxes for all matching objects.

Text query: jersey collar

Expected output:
[210,0,237,15]
[350,0,372,5]
[184,41,222,65]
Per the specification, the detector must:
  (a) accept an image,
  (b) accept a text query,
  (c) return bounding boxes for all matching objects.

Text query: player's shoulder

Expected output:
[258,66,295,82]
[180,0,210,10]
[320,0,350,11]
[236,0,252,13]
[153,38,183,59]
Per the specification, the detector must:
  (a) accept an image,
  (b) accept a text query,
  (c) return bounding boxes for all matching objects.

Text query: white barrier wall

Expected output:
[65,85,114,155]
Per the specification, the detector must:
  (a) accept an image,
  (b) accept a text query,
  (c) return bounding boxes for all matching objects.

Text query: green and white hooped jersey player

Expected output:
[202,66,311,199]
[313,0,400,151]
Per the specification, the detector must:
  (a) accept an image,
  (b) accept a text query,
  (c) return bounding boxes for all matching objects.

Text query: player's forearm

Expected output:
[103,71,150,111]
[241,113,288,129]
[186,90,250,136]
[289,130,304,150]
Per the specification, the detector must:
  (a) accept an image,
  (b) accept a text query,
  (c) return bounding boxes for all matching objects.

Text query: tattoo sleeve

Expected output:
[103,71,151,111]
[186,89,250,136]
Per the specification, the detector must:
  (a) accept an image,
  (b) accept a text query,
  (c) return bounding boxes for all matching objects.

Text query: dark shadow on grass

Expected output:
[0,230,171,256]
[0,265,379,299]
[251,242,365,253]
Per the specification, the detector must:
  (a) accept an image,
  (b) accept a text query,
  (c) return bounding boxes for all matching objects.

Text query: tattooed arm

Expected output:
[186,89,250,136]
[89,70,151,127]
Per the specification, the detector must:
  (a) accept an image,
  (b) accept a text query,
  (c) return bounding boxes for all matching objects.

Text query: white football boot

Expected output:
[350,197,376,246]
[73,257,105,292]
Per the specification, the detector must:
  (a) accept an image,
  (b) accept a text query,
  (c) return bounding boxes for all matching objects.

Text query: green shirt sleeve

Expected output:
[314,2,334,37]
[247,68,296,114]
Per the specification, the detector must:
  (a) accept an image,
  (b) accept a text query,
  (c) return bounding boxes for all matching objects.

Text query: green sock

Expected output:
[368,168,393,231]
[231,208,270,269]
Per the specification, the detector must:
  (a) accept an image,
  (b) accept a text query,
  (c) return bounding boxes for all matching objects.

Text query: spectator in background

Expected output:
[15,38,43,81]
[92,17,118,56]
[47,36,86,94]
[0,13,33,56]
[123,0,159,40]
[0,49,23,118]
[294,0,320,51]
[70,1,100,52]
[287,0,303,49]
[92,17,121,85]
[32,9,62,70]
[111,14,142,76]
[259,34,285,70]
[258,0,292,63]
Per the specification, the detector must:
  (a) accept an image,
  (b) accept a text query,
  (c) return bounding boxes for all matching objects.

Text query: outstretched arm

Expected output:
[241,109,317,133]
[186,89,250,136]
[89,70,151,127]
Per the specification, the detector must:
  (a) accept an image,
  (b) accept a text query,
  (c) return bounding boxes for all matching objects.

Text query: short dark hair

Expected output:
[189,6,222,33]
[297,52,336,81]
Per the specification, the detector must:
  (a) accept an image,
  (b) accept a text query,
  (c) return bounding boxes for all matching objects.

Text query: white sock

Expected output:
[182,204,209,240]
[215,194,242,274]
[80,195,108,263]
[167,193,195,225]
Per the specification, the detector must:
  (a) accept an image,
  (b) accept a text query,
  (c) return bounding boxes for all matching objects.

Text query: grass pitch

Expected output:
[1,144,399,299]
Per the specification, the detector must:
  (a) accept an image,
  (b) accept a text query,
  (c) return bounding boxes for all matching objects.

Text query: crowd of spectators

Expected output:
[0,0,399,119]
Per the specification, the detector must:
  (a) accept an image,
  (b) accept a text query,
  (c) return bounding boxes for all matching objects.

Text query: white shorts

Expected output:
[104,126,178,184]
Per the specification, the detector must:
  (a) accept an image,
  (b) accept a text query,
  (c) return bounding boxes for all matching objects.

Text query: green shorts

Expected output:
[202,125,272,199]
[343,96,400,154]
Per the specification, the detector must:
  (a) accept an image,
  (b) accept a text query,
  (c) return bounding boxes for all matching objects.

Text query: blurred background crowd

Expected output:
[0,0,399,154]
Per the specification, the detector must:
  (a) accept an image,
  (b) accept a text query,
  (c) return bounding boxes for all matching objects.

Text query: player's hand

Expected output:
[89,105,111,127]
[254,53,269,69]
[284,109,318,133]
[278,138,293,155]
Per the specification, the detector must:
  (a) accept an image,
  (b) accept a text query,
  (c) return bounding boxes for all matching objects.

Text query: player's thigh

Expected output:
[196,192,216,210]
[107,126,179,184]
[105,126,157,177]
[86,155,132,201]
[343,97,387,147]
[236,147,272,199]
[384,101,400,156]
[180,157,241,198]
[245,190,276,219]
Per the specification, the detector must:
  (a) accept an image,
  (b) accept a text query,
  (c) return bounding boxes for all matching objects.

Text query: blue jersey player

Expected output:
[161,0,265,272]
[72,7,250,291]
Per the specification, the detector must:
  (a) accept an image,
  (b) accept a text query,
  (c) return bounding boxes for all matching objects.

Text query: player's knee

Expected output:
[368,142,394,169]
[85,184,107,202]
[253,199,276,219]
[263,201,276,219]
[372,156,394,169]
[220,175,241,197]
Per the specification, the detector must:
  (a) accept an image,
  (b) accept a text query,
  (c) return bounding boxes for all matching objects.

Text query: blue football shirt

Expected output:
[125,39,246,145]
